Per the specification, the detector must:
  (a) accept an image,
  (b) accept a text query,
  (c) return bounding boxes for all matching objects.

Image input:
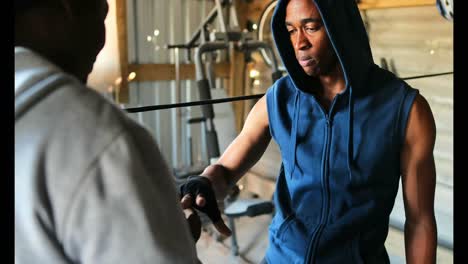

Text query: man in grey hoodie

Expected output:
[15,0,199,263]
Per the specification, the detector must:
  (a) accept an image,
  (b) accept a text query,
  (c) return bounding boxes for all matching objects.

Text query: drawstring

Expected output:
[347,87,354,181]
[289,88,353,180]
[290,91,301,177]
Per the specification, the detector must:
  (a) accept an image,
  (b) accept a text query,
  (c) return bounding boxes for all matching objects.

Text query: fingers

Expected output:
[180,175,229,237]
[183,207,195,218]
[213,219,232,237]
[181,194,207,209]
[196,195,206,207]
[180,194,193,209]
[181,195,231,237]
[184,208,202,242]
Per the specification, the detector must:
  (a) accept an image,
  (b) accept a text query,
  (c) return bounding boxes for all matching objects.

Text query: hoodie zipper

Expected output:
[304,97,338,264]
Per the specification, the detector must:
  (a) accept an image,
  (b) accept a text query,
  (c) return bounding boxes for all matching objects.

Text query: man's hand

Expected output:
[180,175,232,237]
[183,208,202,242]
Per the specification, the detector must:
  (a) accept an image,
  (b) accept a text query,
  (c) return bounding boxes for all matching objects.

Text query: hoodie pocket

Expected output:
[269,213,295,241]
[270,213,319,259]
[315,227,365,263]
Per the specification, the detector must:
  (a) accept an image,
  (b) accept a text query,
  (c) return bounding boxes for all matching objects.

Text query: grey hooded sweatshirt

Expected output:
[15,47,198,264]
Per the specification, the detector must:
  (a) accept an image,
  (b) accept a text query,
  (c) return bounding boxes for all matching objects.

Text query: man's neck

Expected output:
[316,63,346,110]
[319,63,346,95]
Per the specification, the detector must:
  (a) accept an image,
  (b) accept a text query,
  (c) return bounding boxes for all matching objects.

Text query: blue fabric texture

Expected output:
[264,1,418,263]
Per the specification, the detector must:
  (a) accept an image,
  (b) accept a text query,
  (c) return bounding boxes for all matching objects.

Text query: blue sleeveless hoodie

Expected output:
[265,1,418,263]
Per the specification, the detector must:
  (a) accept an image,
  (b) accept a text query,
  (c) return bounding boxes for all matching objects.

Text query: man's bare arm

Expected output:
[400,93,437,264]
[202,95,271,198]
[180,95,271,236]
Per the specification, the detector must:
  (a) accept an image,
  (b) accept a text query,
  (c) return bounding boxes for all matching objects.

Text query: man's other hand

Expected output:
[180,175,232,237]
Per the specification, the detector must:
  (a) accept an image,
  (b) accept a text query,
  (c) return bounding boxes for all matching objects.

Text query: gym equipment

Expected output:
[258,0,284,71]
[166,0,280,257]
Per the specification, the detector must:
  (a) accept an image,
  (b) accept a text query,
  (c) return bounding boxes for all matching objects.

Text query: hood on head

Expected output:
[271,0,374,93]
[271,1,378,182]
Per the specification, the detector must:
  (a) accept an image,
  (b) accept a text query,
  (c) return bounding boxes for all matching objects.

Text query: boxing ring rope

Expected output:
[123,71,453,113]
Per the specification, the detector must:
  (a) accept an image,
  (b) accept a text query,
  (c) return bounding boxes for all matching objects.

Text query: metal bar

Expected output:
[195,41,229,80]
[214,0,227,33]
[241,41,279,74]
[187,6,219,47]
[172,47,182,168]
[229,0,240,29]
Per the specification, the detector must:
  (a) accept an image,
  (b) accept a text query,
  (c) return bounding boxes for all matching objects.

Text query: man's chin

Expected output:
[303,67,318,77]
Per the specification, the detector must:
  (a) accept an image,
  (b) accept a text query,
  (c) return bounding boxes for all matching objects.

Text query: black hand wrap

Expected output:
[179,175,222,223]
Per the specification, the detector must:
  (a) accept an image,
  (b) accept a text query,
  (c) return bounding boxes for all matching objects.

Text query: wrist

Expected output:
[201,164,233,197]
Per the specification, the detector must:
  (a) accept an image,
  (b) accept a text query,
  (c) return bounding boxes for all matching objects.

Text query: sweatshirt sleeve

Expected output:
[60,124,198,264]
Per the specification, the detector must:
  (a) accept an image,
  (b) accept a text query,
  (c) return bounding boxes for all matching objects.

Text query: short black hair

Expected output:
[15,0,101,16]
[15,0,46,14]
[15,0,32,12]
[14,0,66,15]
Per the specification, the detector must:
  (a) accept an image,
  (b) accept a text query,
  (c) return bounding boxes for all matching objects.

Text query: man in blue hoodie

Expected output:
[180,0,437,263]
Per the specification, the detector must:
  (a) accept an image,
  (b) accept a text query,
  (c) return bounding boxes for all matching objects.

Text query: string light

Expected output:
[128,72,136,81]
[249,69,260,78]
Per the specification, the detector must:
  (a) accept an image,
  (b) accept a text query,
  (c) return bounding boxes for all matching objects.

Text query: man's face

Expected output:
[285,0,337,77]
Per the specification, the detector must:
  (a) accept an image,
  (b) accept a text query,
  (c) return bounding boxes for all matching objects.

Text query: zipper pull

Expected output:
[325,115,332,126]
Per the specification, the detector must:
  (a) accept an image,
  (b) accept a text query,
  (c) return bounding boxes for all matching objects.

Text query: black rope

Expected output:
[400,71,453,81]
[123,71,453,113]
[124,94,264,113]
